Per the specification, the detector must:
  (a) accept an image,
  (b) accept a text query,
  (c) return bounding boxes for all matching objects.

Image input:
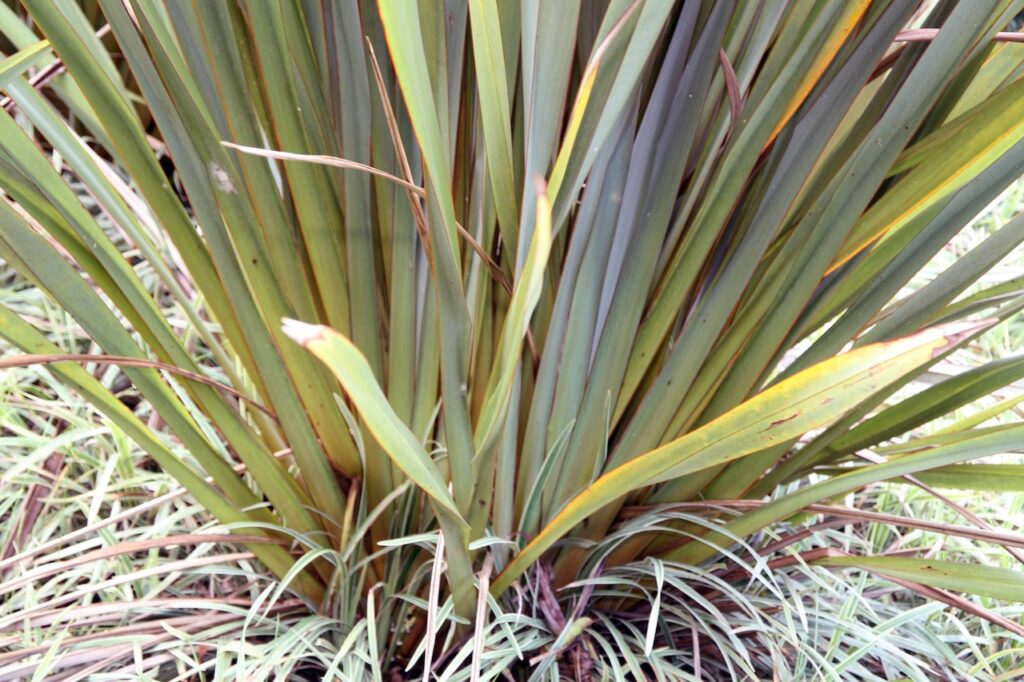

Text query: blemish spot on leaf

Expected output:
[209,161,235,193]
[767,414,799,429]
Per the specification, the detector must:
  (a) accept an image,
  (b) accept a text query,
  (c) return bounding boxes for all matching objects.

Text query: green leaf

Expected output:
[492,322,984,595]
[827,354,1024,456]
[468,0,519,251]
[378,0,476,517]
[0,306,323,601]
[817,556,1024,603]
[834,75,1024,271]
[469,181,552,532]
[897,463,1024,492]
[0,39,50,89]
[282,319,477,616]
[282,320,462,521]
[672,422,1024,566]
[472,181,552,457]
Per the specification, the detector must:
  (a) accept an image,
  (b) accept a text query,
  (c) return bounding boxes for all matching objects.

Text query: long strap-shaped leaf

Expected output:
[816,556,1024,603]
[468,0,518,253]
[0,39,50,88]
[491,321,987,595]
[282,321,461,520]
[827,354,1024,456]
[282,320,476,617]
[472,181,552,458]
[0,306,324,602]
[469,181,552,532]
[670,421,1024,566]
[378,0,476,516]
[906,463,1024,492]
[831,75,1024,271]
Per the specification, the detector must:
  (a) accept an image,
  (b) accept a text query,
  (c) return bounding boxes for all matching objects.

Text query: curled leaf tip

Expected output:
[281,318,325,346]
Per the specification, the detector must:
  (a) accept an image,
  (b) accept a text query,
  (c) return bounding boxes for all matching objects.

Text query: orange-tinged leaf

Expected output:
[764,0,872,150]
[547,0,643,201]
[491,321,989,595]
[830,76,1024,273]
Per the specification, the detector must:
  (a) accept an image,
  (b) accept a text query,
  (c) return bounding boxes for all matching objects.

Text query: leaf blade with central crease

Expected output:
[282,320,462,520]
[492,321,987,595]
[282,318,477,617]
[817,556,1024,603]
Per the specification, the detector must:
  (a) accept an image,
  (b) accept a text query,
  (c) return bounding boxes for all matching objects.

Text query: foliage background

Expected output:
[3,1,1024,679]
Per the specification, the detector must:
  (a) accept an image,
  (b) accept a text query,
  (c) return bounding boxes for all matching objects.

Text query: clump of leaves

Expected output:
[3,0,1024,675]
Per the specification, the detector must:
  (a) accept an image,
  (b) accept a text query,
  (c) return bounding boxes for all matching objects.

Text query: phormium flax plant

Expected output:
[3,0,1024,674]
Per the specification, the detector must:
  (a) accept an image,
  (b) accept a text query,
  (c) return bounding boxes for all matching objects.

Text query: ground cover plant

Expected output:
[4,0,1024,678]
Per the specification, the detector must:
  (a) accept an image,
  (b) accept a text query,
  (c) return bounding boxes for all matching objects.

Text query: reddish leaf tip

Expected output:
[932,319,996,357]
